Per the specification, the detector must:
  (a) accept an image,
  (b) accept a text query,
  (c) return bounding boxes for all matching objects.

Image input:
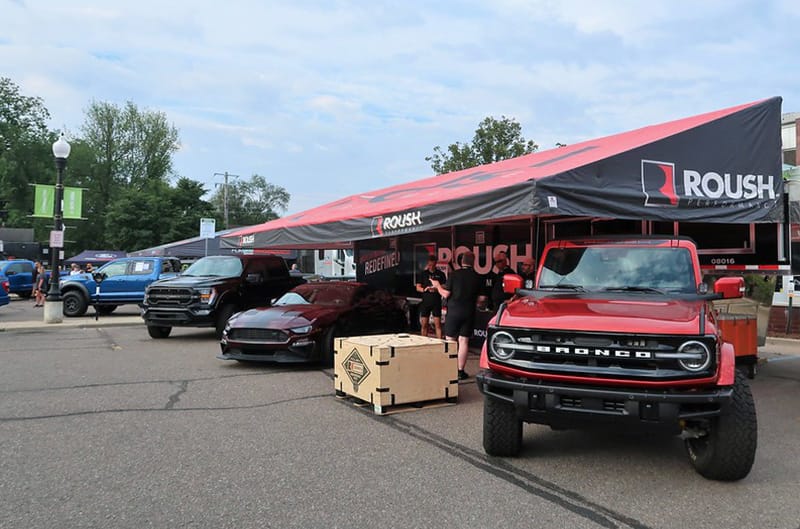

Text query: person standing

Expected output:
[519,257,536,289]
[415,254,445,339]
[31,260,41,303]
[430,250,483,381]
[488,251,514,311]
[35,263,48,307]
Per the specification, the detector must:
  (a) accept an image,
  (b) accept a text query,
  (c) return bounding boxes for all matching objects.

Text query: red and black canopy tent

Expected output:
[221,97,787,252]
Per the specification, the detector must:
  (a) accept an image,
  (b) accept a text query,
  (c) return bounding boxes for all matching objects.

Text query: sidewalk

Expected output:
[0,315,144,332]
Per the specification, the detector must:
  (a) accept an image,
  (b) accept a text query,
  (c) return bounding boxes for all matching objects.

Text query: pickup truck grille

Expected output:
[486,327,717,381]
[146,287,194,306]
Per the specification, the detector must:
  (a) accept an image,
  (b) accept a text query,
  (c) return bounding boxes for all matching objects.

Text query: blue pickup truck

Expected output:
[0,259,36,298]
[59,256,182,317]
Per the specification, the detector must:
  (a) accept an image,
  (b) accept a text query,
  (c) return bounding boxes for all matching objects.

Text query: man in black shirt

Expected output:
[488,251,514,311]
[416,254,445,339]
[431,250,483,380]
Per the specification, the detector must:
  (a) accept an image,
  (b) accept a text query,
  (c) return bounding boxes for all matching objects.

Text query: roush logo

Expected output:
[641,160,677,207]
[642,159,776,207]
[240,234,255,246]
[370,210,423,237]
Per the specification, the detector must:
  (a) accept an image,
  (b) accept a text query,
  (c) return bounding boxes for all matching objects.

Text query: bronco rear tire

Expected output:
[483,396,522,457]
[147,325,172,339]
[685,370,757,481]
[62,291,88,317]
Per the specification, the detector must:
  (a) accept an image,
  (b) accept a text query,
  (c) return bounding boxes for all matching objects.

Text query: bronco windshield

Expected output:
[538,246,697,294]
[182,256,243,277]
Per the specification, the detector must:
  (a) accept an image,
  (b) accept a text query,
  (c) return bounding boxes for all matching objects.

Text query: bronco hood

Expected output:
[499,294,707,335]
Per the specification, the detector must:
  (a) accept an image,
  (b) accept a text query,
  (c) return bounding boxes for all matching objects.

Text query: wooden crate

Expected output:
[333,334,458,414]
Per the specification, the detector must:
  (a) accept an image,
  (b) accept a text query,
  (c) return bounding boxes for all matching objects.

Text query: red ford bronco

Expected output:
[476,237,757,481]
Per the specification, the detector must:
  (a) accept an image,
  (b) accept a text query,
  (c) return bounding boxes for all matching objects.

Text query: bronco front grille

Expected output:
[229,328,289,343]
[146,287,194,306]
[487,327,717,381]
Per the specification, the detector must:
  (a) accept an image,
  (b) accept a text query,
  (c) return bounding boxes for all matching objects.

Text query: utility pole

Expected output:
[214,172,239,229]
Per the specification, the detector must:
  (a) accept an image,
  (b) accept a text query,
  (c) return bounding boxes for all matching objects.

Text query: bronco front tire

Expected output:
[483,396,522,457]
[685,370,757,481]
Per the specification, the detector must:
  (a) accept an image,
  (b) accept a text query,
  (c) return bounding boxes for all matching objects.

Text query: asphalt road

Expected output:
[2,298,800,529]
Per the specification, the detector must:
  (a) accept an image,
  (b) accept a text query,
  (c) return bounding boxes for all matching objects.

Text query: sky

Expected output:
[3,0,800,217]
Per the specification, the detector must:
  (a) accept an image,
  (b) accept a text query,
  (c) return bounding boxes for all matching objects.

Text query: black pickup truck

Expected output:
[142,254,304,339]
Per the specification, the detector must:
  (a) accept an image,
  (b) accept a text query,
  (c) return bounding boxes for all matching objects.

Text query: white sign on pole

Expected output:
[49,230,65,248]
[200,218,216,239]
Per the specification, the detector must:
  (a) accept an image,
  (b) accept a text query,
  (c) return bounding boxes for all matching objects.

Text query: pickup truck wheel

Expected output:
[685,370,757,481]
[483,396,522,457]
[147,325,172,339]
[62,291,88,317]
[215,304,237,339]
[96,305,118,315]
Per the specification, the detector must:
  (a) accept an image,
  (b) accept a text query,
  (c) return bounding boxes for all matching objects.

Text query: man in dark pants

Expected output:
[431,250,483,381]
[416,254,445,338]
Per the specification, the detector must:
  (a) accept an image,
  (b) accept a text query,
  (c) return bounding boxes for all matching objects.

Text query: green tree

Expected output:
[103,178,216,251]
[210,174,290,228]
[73,100,180,252]
[426,116,538,175]
[0,77,54,228]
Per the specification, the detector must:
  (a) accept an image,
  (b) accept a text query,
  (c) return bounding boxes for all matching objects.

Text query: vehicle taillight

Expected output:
[1,280,8,293]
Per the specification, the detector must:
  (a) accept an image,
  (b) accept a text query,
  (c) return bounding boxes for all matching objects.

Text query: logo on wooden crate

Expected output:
[342,348,371,390]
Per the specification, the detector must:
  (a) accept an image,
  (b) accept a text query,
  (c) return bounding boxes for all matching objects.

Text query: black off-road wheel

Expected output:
[147,325,172,339]
[215,304,237,339]
[483,396,522,457]
[685,370,757,481]
[62,291,88,317]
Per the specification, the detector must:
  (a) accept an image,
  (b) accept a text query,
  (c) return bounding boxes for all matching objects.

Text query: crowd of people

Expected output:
[30,261,94,307]
[416,250,536,381]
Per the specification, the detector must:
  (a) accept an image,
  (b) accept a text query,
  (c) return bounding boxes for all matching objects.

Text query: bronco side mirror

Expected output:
[503,273,523,294]
[713,276,745,299]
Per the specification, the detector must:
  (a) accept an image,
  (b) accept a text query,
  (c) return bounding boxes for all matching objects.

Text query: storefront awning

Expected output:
[222,97,784,250]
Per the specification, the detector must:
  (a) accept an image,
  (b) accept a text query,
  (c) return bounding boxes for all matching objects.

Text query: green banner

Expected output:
[33,184,54,218]
[63,187,83,219]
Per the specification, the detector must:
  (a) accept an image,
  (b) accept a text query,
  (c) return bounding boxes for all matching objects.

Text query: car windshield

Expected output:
[274,284,357,307]
[538,246,697,294]
[182,257,242,277]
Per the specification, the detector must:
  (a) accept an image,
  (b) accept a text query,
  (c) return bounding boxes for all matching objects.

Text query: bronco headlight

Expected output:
[489,331,516,360]
[677,340,711,372]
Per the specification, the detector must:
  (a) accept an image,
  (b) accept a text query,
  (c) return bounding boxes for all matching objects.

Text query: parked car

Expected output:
[59,257,181,317]
[143,254,305,339]
[0,259,36,298]
[218,281,409,366]
[0,275,10,307]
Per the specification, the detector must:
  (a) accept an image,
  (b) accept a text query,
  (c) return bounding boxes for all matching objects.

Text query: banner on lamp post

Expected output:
[63,187,83,219]
[33,184,55,218]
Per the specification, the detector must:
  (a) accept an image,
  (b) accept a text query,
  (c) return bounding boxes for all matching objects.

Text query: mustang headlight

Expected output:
[290,325,313,335]
[677,340,711,372]
[489,331,516,360]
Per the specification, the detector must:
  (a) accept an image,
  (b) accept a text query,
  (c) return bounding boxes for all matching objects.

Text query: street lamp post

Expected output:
[44,133,70,324]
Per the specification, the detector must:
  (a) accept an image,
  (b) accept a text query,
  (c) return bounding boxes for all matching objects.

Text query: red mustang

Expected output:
[218,281,408,366]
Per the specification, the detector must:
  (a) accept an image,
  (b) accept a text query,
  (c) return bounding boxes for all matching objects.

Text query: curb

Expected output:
[0,317,144,332]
